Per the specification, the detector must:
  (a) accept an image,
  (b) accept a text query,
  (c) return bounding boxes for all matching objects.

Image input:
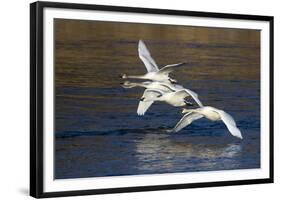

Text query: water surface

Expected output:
[54,19,260,179]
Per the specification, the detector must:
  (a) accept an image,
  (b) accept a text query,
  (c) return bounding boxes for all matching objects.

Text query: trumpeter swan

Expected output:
[137,89,195,116]
[121,40,186,83]
[168,106,243,139]
[141,89,195,107]
[122,81,203,108]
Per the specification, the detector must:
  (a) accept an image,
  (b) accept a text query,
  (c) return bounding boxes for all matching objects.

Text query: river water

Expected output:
[54,19,260,179]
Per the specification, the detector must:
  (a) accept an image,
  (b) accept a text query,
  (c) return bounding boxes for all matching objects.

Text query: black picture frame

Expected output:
[30,1,274,198]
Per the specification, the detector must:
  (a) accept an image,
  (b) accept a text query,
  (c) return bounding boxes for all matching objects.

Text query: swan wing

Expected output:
[183,89,204,107]
[137,89,162,115]
[144,88,165,98]
[168,112,203,133]
[158,63,186,75]
[138,40,159,72]
[173,89,203,107]
[137,101,154,116]
[216,110,243,139]
[173,90,190,99]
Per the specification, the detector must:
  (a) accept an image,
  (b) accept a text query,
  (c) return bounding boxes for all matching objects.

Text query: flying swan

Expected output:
[122,80,173,92]
[121,40,186,83]
[138,89,195,116]
[139,88,199,108]
[168,106,243,139]
[122,80,203,116]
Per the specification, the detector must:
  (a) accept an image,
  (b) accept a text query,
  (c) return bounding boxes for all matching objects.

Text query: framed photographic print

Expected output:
[30,1,274,198]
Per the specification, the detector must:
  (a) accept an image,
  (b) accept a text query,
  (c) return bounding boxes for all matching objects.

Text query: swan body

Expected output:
[122,81,203,108]
[122,81,172,93]
[122,80,185,92]
[168,106,243,139]
[121,40,186,83]
[142,89,194,107]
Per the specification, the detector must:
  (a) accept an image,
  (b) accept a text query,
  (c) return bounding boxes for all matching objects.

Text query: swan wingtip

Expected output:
[137,112,144,116]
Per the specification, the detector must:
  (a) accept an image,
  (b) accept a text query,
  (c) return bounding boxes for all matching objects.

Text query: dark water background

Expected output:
[54,19,260,179]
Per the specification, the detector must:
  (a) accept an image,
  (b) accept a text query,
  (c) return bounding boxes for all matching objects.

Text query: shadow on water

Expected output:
[56,127,169,138]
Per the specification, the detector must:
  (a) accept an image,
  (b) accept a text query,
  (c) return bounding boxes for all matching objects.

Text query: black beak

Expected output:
[140,97,145,101]
[185,101,193,106]
[169,78,177,84]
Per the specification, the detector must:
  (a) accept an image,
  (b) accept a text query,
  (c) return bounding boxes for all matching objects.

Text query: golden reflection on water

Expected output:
[55,19,260,89]
[55,19,260,117]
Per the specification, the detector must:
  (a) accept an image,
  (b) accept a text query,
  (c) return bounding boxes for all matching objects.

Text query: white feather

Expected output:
[168,112,203,133]
[122,40,186,82]
[216,110,243,139]
[137,89,162,115]
[172,106,243,139]
[138,40,159,72]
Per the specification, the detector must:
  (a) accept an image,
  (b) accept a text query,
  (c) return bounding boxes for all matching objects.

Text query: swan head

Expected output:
[184,100,193,106]
[120,74,127,79]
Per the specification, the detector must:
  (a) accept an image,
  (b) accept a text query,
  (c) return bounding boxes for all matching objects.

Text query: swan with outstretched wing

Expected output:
[121,40,186,83]
[168,106,243,139]
[122,80,203,116]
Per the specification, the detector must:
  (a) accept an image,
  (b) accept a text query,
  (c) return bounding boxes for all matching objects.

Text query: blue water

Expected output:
[55,80,260,179]
[54,19,260,179]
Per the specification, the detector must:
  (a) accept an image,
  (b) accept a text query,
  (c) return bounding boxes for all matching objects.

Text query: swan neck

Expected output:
[127,75,145,79]
[128,82,145,88]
